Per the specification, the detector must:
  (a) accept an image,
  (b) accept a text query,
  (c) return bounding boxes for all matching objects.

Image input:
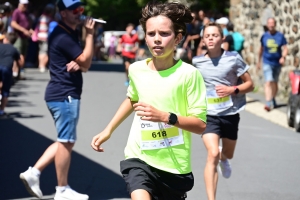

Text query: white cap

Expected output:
[216,17,229,25]
[19,0,29,4]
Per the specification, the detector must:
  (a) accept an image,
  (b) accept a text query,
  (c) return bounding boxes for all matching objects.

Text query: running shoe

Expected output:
[20,167,43,198]
[264,105,271,112]
[218,159,232,179]
[54,185,89,200]
[264,101,273,112]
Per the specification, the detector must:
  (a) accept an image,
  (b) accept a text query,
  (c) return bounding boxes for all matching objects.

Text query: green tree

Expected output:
[188,0,229,16]
[82,0,229,30]
[81,0,167,30]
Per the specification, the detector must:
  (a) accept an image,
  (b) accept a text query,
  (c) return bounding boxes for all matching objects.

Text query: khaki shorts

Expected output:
[39,41,48,55]
[14,37,29,56]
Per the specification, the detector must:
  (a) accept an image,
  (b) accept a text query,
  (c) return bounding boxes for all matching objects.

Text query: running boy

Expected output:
[119,23,139,86]
[192,22,254,200]
[91,2,207,200]
[0,33,24,117]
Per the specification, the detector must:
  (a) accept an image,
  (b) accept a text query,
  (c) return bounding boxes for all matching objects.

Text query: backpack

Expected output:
[231,32,244,52]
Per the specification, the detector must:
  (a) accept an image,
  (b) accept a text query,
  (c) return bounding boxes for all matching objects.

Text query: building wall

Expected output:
[230,0,300,100]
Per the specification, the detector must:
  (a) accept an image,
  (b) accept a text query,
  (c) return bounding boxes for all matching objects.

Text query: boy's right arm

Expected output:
[91,97,136,152]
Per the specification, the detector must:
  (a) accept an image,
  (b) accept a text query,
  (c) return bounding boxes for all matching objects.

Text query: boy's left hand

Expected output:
[133,102,168,123]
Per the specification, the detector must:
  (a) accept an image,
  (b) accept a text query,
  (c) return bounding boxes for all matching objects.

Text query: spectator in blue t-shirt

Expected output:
[257,17,288,111]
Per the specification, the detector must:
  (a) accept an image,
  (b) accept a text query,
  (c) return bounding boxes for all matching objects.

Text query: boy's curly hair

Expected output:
[139,1,193,37]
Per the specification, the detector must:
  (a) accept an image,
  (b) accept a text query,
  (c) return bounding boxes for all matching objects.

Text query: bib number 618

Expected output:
[152,131,167,138]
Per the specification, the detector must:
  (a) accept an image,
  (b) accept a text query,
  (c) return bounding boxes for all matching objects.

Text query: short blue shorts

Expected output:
[0,66,13,97]
[46,97,80,143]
[263,63,281,82]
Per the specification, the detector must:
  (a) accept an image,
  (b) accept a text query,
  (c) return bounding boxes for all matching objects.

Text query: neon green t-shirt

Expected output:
[125,58,207,174]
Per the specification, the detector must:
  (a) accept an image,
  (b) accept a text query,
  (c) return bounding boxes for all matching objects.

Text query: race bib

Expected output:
[206,90,233,110]
[139,120,184,150]
[124,44,134,52]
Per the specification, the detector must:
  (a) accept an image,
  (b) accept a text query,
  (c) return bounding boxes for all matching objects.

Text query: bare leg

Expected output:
[203,133,220,200]
[38,53,48,71]
[271,82,278,99]
[131,189,151,200]
[0,97,8,111]
[125,61,130,81]
[33,142,58,172]
[187,49,192,62]
[264,81,272,102]
[220,138,237,160]
[55,142,74,186]
[12,61,19,77]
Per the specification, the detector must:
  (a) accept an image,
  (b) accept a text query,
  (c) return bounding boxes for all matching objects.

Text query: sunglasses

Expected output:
[72,6,84,15]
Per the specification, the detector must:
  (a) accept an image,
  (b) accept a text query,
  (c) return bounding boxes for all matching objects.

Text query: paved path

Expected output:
[1,66,300,200]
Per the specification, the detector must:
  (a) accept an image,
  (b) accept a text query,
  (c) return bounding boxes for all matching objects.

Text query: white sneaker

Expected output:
[54,185,89,200]
[19,167,43,198]
[39,68,46,73]
[13,71,18,77]
[218,159,232,179]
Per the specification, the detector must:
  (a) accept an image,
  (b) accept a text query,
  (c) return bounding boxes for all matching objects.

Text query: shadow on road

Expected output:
[275,103,287,109]
[0,118,129,200]
[246,99,260,104]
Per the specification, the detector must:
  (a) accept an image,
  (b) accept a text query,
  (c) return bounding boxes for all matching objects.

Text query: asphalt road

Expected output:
[1,63,300,200]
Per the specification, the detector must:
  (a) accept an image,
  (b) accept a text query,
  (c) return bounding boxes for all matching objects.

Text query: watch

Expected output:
[168,112,178,125]
[233,86,239,94]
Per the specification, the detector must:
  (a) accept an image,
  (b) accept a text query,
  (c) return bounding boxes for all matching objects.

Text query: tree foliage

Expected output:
[81,0,169,30]
[82,0,229,30]
[188,0,229,16]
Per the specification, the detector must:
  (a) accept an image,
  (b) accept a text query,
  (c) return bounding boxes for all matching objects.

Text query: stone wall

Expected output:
[230,0,300,101]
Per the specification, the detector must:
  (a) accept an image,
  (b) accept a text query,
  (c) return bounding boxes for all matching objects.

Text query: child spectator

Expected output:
[0,33,24,117]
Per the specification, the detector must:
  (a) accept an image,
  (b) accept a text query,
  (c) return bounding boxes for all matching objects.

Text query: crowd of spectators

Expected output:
[0,0,59,117]
[0,1,243,117]
[176,9,244,63]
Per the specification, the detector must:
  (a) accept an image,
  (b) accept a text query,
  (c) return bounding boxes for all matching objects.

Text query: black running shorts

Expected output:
[203,113,240,140]
[120,158,194,200]
[122,56,135,65]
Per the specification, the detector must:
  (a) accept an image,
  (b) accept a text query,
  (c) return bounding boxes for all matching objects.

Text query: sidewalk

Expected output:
[245,91,292,130]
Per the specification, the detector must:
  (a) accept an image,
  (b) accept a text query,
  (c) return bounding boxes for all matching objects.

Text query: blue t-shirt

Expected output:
[260,31,287,66]
[48,21,58,35]
[45,22,83,102]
